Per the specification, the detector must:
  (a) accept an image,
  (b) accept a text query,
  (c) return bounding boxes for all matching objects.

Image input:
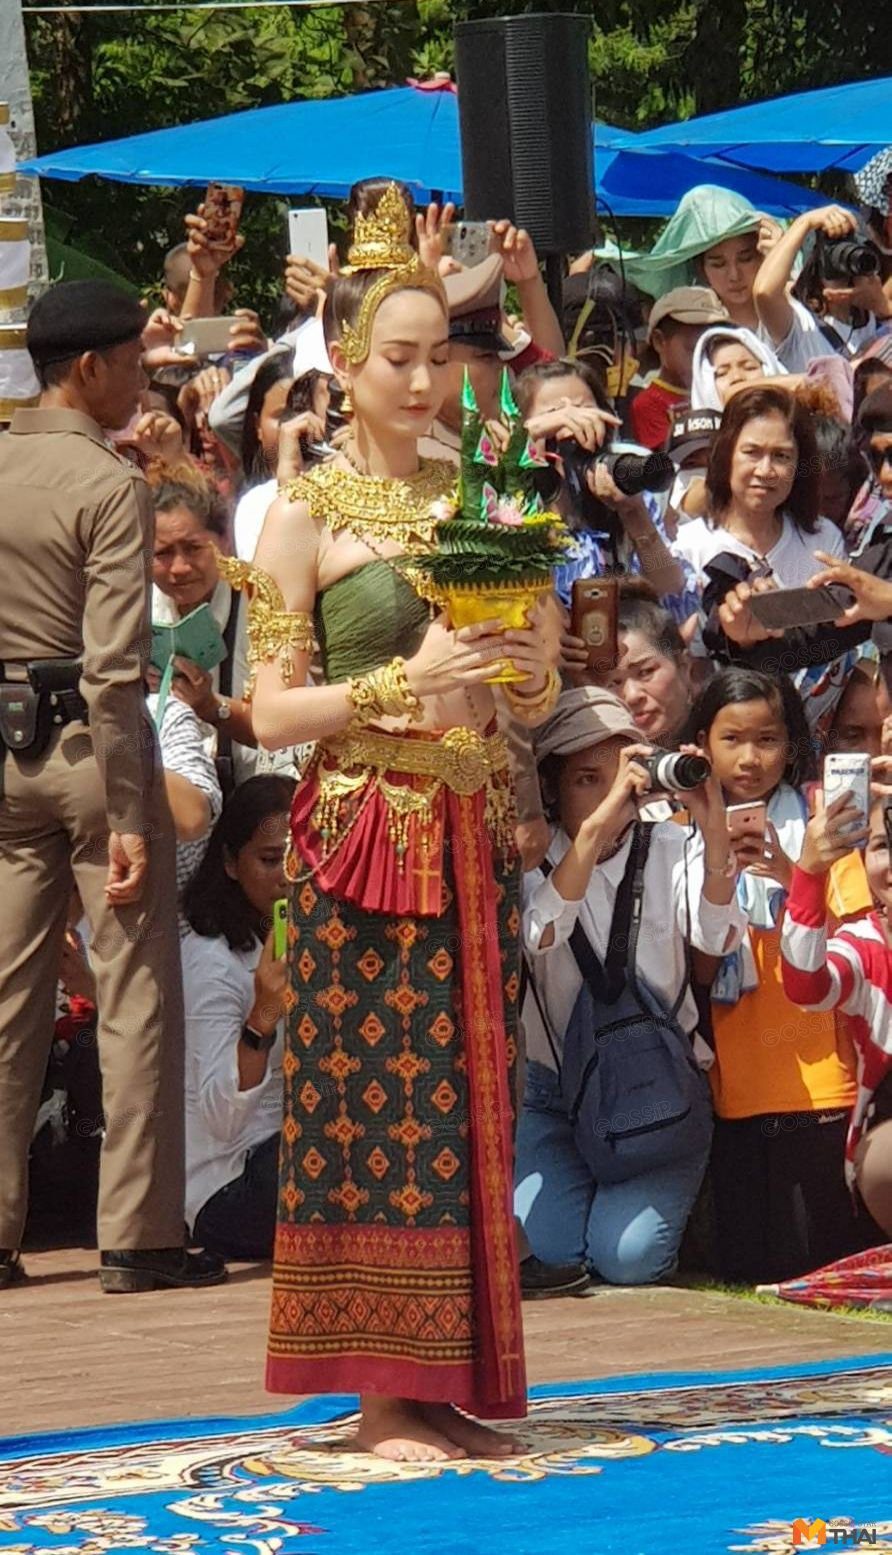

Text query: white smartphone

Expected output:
[287,208,330,271]
[177,316,234,356]
[823,752,871,836]
[726,801,767,847]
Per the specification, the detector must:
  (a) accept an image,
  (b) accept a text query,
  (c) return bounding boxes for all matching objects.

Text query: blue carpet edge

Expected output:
[5,1349,891,1465]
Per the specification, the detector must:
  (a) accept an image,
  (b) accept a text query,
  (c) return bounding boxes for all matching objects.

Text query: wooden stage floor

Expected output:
[3,1247,890,1438]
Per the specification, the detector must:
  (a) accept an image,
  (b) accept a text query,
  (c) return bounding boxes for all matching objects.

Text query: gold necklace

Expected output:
[282,454,455,551]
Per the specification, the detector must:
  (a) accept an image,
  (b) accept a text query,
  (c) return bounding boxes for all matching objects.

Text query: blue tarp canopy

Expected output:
[636,76,892,175]
[18,83,829,218]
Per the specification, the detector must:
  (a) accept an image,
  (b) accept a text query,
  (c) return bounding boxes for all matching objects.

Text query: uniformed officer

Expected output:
[0,280,225,1292]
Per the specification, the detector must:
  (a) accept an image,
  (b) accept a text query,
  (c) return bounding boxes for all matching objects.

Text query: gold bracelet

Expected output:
[501,668,561,718]
[213,551,315,695]
[347,656,424,726]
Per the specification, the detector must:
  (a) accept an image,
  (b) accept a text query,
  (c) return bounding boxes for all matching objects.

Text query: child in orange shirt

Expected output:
[688,668,866,1284]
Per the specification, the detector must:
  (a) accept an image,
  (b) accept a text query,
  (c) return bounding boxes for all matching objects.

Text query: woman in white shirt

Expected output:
[515,688,746,1287]
[676,384,845,596]
[181,775,293,1260]
[234,360,330,563]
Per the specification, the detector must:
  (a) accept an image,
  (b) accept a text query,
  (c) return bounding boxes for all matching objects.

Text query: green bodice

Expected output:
[314,560,431,682]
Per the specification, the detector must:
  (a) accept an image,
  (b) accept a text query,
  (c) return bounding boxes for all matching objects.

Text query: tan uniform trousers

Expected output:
[0,720,185,1251]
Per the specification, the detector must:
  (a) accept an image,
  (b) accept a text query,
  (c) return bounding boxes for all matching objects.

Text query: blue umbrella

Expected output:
[17,82,828,217]
[636,75,892,176]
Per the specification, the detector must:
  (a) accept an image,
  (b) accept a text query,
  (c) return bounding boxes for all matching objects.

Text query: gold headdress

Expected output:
[338,182,446,365]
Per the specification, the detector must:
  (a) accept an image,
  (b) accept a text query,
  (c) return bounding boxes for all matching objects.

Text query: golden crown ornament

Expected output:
[337,182,445,366]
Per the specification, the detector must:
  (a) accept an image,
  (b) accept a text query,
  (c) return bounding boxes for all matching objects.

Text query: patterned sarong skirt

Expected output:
[266,728,527,1419]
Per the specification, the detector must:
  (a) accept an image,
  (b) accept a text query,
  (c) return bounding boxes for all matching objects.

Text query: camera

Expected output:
[557,440,676,499]
[815,232,880,284]
[635,749,711,792]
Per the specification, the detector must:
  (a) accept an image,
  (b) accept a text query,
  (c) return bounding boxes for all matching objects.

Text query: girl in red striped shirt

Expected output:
[781,780,892,1239]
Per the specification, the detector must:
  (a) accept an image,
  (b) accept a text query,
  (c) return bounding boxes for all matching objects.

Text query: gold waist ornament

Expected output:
[302,724,516,877]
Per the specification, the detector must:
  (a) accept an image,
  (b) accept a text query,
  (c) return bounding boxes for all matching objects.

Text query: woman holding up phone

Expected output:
[684,668,871,1285]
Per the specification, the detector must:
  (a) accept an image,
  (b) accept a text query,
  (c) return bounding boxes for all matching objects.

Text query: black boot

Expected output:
[99,1247,227,1293]
[520,1254,590,1300]
[0,1250,24,1290]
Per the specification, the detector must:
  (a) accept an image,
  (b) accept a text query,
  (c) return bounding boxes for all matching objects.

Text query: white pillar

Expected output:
[0,0,49,297]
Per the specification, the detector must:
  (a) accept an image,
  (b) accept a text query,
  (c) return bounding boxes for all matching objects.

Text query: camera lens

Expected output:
[600,450,675,497]
[643,750,711,791]
[821,239,880,279]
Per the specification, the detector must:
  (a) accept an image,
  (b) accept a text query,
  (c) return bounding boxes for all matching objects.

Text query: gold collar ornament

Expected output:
[336,182,445,365]
[282,459,455,551]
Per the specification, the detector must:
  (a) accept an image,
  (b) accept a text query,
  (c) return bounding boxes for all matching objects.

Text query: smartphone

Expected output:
[203,182,244,248]
[287,208,330,271]
[823,752,871,837]
[272,897,288,960]
[443,220,494,268]
[726,801,768,847]
[177,316,234,357]
[570,577,619,671]
[749,585,850,631]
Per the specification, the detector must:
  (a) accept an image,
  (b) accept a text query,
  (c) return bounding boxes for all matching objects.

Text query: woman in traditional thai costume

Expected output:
[240,186,563,1462]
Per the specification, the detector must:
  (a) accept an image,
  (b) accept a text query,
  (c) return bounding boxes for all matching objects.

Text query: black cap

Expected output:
[27,280,146,370]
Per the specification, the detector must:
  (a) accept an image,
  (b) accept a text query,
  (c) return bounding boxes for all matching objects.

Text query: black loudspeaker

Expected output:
[454,12,594,257]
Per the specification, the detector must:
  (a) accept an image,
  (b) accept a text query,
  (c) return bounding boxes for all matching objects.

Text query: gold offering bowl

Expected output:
[445,579,549,682]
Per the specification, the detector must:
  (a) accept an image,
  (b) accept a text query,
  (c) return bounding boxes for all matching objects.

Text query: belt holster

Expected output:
[0,659,86,768]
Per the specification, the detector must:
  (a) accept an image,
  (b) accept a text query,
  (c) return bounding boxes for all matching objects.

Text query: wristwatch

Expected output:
[240,1023,276,1053]
[214,697,233,724]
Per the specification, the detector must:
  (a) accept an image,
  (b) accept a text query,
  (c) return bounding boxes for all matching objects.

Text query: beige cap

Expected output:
[647,286,728,339]
[533,686,641,764]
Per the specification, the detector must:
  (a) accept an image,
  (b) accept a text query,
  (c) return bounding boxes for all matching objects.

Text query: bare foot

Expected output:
[421,1403,527,1458]
[349,1396,466,1462]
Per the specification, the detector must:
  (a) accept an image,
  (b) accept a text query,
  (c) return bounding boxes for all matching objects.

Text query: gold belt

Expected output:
[320,724,509,797]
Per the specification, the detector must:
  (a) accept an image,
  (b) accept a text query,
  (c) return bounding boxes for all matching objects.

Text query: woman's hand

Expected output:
[675,747,728,845]
[416,201,456,272]
[490,220,540,285]
[559,628,589,686]
[799,788,868,875]
[525,401,620,451]
[248,929,289,1037]
[171,656,219,723]
[756,216,784,256]
[580,743,653,852]
[141,307,184,366]
[276,410,327,483]
[515,817,551,873]
[226,308,268,357]
[128,410,185,465]
[185,206,244,277]
[809,553,892,625]
[717,579,784,646]
[872,753,892,802]
[177,364,232,430]
[680,475,709,519]
[737,820,795,890]
[284,253,334,312]
[404,619,521,699]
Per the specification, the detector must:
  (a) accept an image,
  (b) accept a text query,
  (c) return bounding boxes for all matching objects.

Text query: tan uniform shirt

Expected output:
[0,408,155,833]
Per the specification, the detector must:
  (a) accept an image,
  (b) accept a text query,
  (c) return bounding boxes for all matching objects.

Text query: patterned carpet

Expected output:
[2,1357,892,1554]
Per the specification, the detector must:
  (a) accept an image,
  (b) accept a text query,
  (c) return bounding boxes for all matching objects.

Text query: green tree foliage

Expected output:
[22,0,892,307]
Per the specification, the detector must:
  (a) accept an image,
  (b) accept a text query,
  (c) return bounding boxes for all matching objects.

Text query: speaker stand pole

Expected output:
[544,253,564,319]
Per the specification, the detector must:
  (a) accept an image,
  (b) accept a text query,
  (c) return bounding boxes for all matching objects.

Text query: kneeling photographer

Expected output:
[754,204,891,372]
[514,686,746,1292]
[516,359,692,616]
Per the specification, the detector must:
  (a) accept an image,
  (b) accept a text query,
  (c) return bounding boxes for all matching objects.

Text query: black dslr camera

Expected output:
[815,231,881,285]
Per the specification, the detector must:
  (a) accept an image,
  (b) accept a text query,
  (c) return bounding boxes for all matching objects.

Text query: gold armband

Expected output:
[214,551,315,697]
[346,657,424,727]
[500,668,561,719]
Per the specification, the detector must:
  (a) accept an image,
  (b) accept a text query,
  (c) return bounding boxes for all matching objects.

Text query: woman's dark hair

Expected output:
[240,351,295,484]
[617,594,686,662]
[514,356,611,419]
[561,264,642,372]
[347,176,417,235]
[856,383,892,441]
[705,386,819,533]
[811,415,867,521]
[152,476,228,539]
[182,775,294,952]
[683,667,816,789]
[853,358,892,420]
